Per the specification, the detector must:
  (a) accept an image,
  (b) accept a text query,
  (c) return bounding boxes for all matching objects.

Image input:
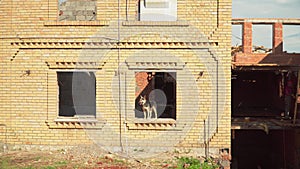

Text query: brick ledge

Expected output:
[12,41,217,49]
[122,21,189,27]
[44,20,109,26]
[125,118,184,130]
[45,118,106,129]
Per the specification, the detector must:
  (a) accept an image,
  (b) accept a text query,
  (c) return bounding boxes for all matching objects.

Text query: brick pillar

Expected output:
[273,22,283,54]
[242,22,252,54]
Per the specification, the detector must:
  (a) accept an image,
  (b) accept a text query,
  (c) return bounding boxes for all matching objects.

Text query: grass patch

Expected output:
[41,166,56,169]
[22,167,35,169]
[41,160,68,169]
[54,160,67,166]
[34,156,41,161]
[0,155,69,169]
[0,157,21,169]
[0,158,11,169]
[176,157,219,169]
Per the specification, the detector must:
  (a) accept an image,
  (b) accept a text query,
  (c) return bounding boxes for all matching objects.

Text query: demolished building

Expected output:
[231,18,300,169]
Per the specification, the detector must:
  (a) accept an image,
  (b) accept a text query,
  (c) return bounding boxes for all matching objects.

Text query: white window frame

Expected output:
[139,0,177,21]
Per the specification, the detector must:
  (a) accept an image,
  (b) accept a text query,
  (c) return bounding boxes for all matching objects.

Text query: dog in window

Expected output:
[138,95,157,119]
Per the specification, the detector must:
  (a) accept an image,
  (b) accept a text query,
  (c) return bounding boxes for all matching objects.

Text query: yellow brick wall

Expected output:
[0,0,231,156]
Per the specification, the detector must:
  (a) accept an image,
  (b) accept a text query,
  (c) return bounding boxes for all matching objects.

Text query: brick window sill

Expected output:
[54,116,97,122]
[45,117,106,129]
[125,118,180,130]
[122,21,189,27]
[44,20,109,26]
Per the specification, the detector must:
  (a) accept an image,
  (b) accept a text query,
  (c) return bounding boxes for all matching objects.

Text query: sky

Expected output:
[232,0,300,52]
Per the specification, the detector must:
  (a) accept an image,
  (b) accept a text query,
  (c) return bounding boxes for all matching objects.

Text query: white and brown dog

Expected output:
[138,95,157,119]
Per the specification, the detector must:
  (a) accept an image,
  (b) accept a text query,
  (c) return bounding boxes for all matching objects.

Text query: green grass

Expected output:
[54,160,67,166]
[41,166,56,169]
[40,160,68,169]
[176,157,219,169]
[0,158,11,169]
[0,156,68,169]
[0,157,22,169]
[21,167,35,169]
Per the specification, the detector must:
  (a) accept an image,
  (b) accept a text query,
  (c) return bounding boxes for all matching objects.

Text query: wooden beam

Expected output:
[293,70,300,125]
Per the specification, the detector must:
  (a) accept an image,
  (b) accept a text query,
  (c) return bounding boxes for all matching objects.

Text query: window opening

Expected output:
[232,25,242,46]
[232,25,243,55]
[135,72,176,119]
[252,25,273,53]
[138,0,177,21]
[232,71,298,117]
[283,25,300,53]
[58,0,97,21]
[57,72,96,117]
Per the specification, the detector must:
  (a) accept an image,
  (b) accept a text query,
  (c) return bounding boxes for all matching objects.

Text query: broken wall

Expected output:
[59,0,97,21]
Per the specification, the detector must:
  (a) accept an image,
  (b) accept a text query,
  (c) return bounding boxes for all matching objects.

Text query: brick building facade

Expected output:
[0,0,231,157]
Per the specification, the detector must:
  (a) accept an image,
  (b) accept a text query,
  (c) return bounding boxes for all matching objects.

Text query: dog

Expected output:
[138,95,157,119]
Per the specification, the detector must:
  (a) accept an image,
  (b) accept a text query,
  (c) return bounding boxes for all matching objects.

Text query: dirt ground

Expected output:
[0,145,186,169]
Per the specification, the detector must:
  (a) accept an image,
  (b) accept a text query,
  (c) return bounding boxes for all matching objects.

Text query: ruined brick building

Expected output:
[231,18,300,169]
[0,0,231,158]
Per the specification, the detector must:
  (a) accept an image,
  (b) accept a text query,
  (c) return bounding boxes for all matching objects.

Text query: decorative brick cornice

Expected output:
[45,61,105,69]
[11,41,217,49]
[45,119,106,129]
[126,55,186,70]
[122,21,189,27]
[126,61,185,70]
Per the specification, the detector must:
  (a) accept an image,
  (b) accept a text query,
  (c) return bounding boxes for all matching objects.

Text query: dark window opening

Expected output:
[232,130,295,169]
[135,72,176,119]
[232,70,297,117]
[58,72,96,117]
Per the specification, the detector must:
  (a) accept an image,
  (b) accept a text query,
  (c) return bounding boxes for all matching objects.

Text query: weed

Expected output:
[40,161,67,169]
[133,148,144,152]
[174,149,180,154]
[0,157,20,169]
[22,166,35,169]
[54,160,67,166]
[176,157,219,169]
[34,156,41,161]
[0,158,10,169]
[113,159,126,164]
[42,166,56,169]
